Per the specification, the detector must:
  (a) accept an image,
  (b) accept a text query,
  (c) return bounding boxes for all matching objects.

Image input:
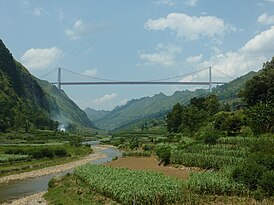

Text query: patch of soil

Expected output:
[105,157,190,180]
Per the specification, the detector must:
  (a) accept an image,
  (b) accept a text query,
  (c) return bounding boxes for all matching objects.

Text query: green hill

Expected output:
[0,39,53,131]
[87,72,257,131]
[0,39,93,131]
[84,108,110,122]
[36,79,93,128]
[90,89,207,130]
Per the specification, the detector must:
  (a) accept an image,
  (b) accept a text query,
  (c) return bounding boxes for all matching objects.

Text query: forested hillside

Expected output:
[36,79,93,128]
[87,70,256,131]
[163,57,274,197]
[0,40,56,132]
[0,40,93,132]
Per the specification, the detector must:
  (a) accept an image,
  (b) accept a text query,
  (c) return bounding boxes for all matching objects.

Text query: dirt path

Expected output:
[0,145,111,184]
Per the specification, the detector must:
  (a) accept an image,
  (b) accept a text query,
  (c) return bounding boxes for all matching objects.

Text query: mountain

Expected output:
[212,71,257,101]
[84,108,110,122]
[88,89,207,131]
[0,39,93,130]
[0,39,52,131]
[36,79,93,127]
[87,71,257,131]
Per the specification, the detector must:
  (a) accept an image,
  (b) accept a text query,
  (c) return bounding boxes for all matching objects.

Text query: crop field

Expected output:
[75,164,185,205]
[0,154,29,163]
[187,171,247,195]
[171,151,244,169]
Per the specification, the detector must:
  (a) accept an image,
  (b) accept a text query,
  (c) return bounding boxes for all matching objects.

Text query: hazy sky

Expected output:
[1,0,274,110]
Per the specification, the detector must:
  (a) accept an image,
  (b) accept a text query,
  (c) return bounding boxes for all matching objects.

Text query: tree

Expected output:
[213,111,247,136]
[242,57,274,134]
[166,103,183,133]
[246,103,274,135]
[180,106,208,135]
[243,57,274,106]
[205,95,220,115]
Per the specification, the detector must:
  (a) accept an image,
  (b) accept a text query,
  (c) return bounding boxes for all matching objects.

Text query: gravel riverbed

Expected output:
[0,145,113,204]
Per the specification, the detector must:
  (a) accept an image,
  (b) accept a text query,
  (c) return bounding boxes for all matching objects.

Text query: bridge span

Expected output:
[46,67,233,92]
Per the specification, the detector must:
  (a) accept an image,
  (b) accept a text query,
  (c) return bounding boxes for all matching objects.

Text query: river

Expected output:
[0,142,121,204]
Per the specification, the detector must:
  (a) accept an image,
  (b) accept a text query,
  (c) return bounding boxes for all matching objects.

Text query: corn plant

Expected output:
[187,171,248,196]
[171,151,243,169]
[75,164,185,205]
[0,154,29,163]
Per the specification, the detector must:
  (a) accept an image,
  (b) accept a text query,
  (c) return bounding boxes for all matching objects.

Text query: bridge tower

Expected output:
[57,67,61,90]
[209,66,212,92]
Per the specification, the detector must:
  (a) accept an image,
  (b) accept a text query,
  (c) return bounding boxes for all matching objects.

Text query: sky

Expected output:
[1,0,274,110]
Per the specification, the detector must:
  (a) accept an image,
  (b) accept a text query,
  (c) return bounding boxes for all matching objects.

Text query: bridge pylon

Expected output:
[209,66,212,92]
[57,67,61,90]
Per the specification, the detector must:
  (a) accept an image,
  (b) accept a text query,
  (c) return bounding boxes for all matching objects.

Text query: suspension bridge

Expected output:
[41,67,234,92]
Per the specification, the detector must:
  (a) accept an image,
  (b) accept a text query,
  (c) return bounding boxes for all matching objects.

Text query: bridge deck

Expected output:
[51,81,226,86]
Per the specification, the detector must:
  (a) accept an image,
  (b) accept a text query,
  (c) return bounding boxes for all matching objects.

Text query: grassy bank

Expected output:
[0,144,92,177]
[44,173,119,205]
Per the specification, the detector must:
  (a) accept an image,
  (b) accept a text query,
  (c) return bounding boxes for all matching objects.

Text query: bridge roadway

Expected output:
[51,81,226,86]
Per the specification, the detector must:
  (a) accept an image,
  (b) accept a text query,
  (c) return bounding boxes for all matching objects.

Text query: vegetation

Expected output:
[43,58,274,205]
[75,164,185,205]
[122,150,151,157]
[1,39,274,203]
[36,78,94,128]
[45,173,120,205]
[187,171,247,195]
[0,40,59,133]
[86,67,255,131]
[160,57,274,199]
[0,129,93,176]
[0,154,29,163]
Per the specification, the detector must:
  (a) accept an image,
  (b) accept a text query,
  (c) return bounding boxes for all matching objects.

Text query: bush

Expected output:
[54,147,68,157]
[142,144,155,151]
[250,153,274,170]
[156,145,171,165]
[204,135,217,145]
[122,150,151,157]
[232,161,267,190]
[259,171,274,197]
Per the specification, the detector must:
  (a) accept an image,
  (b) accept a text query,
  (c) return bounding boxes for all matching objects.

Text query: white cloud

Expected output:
[93,93,117,105]
[264,0,274,2]
[119,98,128,106]
[257,13,274,25]
[197,27,274,80]
[139,43,182,66]
[241,26,274,54]
[185,0,198,7]
[145,13,236,41]
[82,68,97,77]
[185,54,203,64]
[155,0,174,6]
[210,46,222,54]
[65,19,89,40]
[21,47,64,70]
[33,7,48,16]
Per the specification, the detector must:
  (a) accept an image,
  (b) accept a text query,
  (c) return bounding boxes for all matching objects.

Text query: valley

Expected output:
[0,11,274,204]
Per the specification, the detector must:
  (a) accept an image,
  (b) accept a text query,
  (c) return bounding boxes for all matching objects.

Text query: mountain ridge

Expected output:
[85,71,257,131]
[0,39,93,130]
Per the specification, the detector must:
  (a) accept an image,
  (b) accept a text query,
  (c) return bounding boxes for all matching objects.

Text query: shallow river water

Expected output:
[0,143,121,203]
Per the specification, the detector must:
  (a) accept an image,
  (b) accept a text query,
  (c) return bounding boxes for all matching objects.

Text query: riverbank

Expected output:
[1,192,47,205]
[0,145,111,184]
